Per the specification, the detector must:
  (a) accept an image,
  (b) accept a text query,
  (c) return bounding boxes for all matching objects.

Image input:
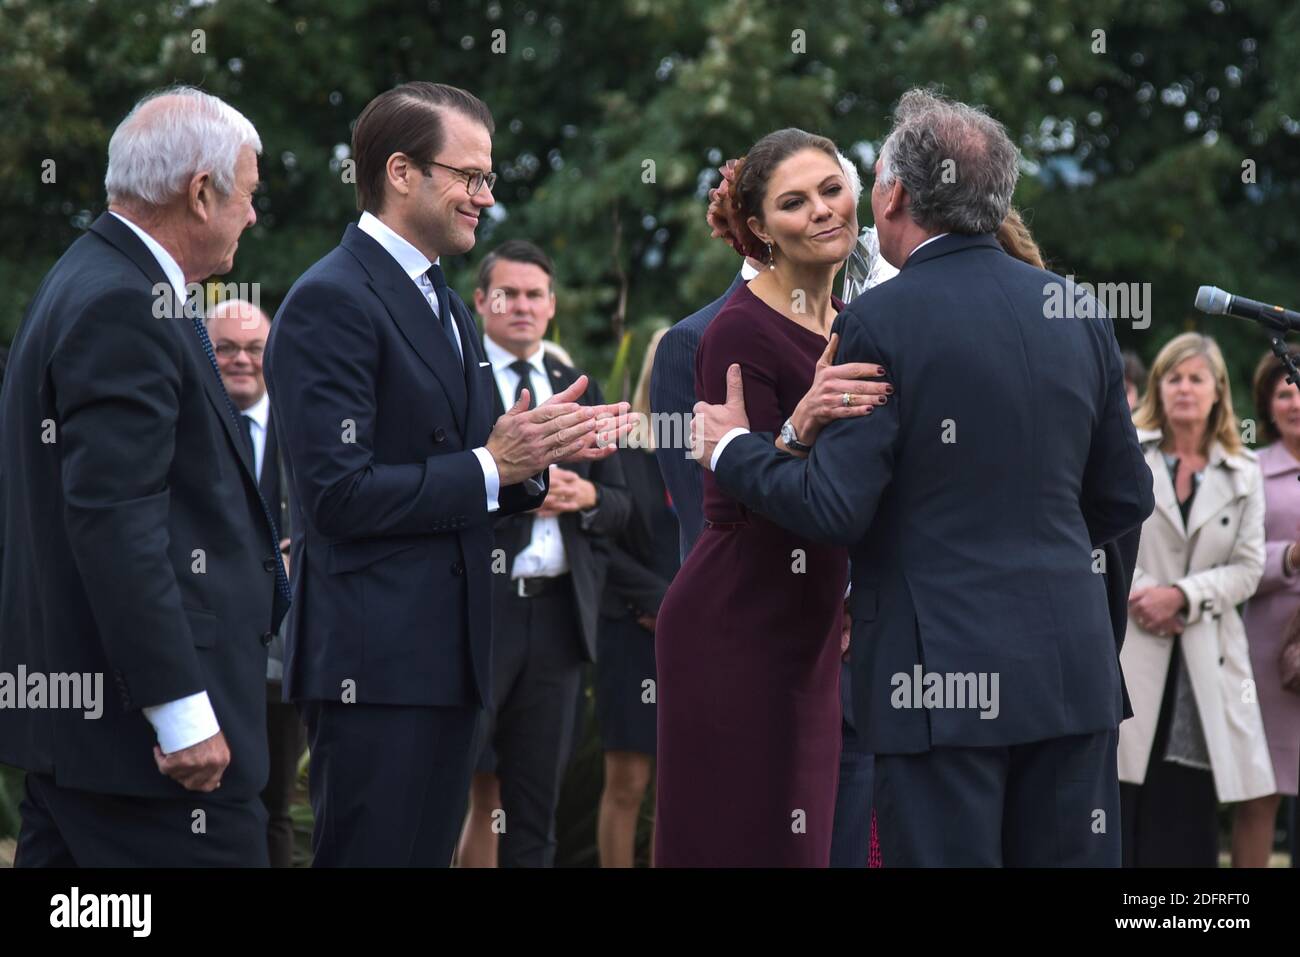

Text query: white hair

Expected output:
[105,86,262,208]
[837,150,862,200]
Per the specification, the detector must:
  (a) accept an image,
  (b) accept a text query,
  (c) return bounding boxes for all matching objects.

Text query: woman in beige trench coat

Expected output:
[1119,333,1274,867]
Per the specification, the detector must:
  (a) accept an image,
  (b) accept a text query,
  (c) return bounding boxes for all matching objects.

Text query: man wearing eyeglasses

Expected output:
[265,82,626,867]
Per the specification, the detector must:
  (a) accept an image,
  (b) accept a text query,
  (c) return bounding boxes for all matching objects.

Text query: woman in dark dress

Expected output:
[596,328,680,867]
[654,130,876,866]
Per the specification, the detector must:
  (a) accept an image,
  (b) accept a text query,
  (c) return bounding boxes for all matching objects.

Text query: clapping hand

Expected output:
[485,375,632,485]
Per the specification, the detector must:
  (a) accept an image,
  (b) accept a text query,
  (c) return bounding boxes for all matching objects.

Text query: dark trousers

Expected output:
[1119,643,1218,867]
[262,682,305,868]
[830,664,875,868]
[476,579,585,867]
[300,699,479,867]
[15,772,268,867]
[874,729,1121,867]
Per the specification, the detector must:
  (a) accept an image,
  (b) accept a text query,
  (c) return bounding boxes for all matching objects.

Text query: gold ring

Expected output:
[842,392,853,407]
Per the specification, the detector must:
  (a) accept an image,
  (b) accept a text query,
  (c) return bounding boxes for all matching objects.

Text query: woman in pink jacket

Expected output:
[1239,350,1300,866]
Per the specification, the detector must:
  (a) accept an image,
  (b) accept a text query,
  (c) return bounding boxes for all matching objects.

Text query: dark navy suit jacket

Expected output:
[265,224,545,711]
[0,214,284,800]
[650,272,744,560]
[716,233,1154,754]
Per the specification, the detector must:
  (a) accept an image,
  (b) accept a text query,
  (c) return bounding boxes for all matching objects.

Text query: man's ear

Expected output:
[385,152,414,201]
[188,171,213,222]
[886,179,907,219]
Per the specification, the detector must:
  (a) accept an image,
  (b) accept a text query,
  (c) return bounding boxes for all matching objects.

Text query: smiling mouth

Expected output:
[458,210,479,225]
[813,226,843,239]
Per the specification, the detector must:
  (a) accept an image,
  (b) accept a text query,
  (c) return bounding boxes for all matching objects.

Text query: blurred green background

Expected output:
[3,0,1300,405]
[3,0,1300,862]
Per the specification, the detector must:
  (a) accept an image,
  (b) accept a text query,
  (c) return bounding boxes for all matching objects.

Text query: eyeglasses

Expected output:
[423,160,497,197]
[215,342,265,360]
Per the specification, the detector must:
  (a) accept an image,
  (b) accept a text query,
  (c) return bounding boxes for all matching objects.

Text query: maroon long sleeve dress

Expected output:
[654,283,851,867]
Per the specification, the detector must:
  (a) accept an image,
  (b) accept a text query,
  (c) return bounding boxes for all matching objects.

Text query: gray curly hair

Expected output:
[876,89,1019,235]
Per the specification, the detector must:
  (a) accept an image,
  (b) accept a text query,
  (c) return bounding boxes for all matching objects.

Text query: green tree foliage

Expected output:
[3,0,1299,406]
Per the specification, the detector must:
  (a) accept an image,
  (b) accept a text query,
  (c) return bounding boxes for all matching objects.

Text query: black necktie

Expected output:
[508,358,539,554]
[239,414,257,467]
[510,359,536,411]
[425,264,463,365]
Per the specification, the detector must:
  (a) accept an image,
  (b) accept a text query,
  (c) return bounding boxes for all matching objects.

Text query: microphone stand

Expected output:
[1266,333,1300,484]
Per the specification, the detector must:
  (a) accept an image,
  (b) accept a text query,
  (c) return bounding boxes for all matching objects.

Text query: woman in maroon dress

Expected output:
[654,130,878,866]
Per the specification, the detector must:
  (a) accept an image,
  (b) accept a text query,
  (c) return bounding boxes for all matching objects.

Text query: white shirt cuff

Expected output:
[711,427,750,471]
[472,446,500,512]
[143,691,220,754]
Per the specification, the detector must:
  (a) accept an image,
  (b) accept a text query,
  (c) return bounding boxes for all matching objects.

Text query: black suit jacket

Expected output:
[487,349,631,660]
[0,213,285,799]
[650,272,745,559]
[600,447,679,621]
[716,233,1155,753]
[265,224,546,710]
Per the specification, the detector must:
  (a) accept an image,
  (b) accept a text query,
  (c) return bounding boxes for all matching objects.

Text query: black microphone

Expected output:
[1195,285,1300,333]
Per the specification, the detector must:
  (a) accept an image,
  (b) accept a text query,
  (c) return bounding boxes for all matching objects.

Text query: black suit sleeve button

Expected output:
[433,427,446,443]
[260,631,275,648]
[1221,516,1230,525]
[263,557,278,572]
[450,561,465,575]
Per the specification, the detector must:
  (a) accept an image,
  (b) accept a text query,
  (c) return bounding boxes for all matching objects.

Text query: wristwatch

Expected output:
[780,418,812,454]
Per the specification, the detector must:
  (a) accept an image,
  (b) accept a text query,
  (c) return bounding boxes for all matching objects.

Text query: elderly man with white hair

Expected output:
[0,86,288,866]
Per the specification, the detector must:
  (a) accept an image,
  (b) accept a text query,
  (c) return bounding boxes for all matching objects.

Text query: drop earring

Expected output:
[766,241,775,269]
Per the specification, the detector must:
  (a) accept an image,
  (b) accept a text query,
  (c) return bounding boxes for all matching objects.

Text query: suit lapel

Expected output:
[1184,447,1243,539]
[451,293,495,444]
[341,225,469,435]
[543,353,579,398]
[182,329,259,481]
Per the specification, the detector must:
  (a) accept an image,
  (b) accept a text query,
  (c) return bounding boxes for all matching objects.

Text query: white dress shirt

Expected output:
[483,335,570,579]
[109,211,220,754]
[240,391,270,482]
[709,232,952,471]
[356,211,502,511]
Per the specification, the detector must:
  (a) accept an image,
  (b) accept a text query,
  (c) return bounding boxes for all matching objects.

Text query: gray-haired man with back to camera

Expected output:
[0,87,287,866]
[695,89,1153,866]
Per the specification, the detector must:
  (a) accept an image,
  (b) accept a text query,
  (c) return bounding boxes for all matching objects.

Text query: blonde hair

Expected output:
[1133,331,1240,454]
[630,327,669,452]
